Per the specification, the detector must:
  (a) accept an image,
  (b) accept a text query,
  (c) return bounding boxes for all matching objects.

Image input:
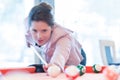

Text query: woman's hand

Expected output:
[43,64,61,77]
[43,64,53,72]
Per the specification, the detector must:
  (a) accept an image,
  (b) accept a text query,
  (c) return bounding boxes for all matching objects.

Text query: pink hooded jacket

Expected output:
[26,23,83,70]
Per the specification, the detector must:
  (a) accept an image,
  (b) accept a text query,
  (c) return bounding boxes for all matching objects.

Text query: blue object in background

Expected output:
[105,46,120,65]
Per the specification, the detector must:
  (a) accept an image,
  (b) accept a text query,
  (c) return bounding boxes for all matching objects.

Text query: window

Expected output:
[0,0,35,67]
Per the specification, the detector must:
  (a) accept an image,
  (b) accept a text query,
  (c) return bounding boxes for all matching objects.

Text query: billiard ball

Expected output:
[92,64,102,73]
[47,64,61,77]
[77,64,86,75]
[103,65,119,80]
[64,65,80,79]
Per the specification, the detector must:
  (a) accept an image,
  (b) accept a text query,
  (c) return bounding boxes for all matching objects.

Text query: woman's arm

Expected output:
[50,37,72,71]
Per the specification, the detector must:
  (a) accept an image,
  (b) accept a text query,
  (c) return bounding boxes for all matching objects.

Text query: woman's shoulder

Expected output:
[53,23,73,34]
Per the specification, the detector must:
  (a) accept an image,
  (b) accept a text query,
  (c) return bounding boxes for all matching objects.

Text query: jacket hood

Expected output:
[49,23,73,44]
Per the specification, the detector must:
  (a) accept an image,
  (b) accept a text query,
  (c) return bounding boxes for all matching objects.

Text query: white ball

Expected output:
[65,65,80,77]
[47,65,61,77]
[94,64,102,72]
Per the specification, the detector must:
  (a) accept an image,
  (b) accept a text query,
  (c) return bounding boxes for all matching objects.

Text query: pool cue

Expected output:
[30,46,47,65]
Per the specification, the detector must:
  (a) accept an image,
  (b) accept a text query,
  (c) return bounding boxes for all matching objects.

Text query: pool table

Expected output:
[0,66,119,80]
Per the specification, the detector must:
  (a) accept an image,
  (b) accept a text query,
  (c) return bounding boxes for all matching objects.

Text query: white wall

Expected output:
[55,0,120,65]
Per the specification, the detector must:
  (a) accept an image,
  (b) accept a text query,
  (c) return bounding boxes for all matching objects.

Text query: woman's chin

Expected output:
[37,43,44,46]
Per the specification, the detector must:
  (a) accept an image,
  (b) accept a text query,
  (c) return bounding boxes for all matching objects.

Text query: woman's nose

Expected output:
[37,32,42,38]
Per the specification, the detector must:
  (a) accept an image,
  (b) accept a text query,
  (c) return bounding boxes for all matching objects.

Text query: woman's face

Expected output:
[30,21,52,46]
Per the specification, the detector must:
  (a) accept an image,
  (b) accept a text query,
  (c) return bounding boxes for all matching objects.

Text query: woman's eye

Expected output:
[32,29,37,33]
[42,29,47,32]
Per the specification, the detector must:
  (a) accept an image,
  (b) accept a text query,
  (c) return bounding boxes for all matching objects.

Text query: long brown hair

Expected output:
[28,2,54,27]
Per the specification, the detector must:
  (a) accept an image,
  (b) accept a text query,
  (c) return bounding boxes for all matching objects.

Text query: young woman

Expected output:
[25,2,86,72]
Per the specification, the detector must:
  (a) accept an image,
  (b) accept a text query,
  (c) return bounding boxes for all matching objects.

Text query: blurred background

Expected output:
[0,0,120,67]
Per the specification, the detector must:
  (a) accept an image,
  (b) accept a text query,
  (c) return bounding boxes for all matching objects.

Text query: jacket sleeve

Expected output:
[50,37,72,71]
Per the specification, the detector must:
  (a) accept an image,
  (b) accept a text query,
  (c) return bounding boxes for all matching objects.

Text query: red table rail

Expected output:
[0,66,36,74]
[0,66,106,75]
[86,66,106,73]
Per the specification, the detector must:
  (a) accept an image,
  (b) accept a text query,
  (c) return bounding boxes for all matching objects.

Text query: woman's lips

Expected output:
[38,40,43,44]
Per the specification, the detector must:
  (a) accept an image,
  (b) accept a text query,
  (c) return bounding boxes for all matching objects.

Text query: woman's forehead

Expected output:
[31,21,49,26]
[30,21,52,30]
